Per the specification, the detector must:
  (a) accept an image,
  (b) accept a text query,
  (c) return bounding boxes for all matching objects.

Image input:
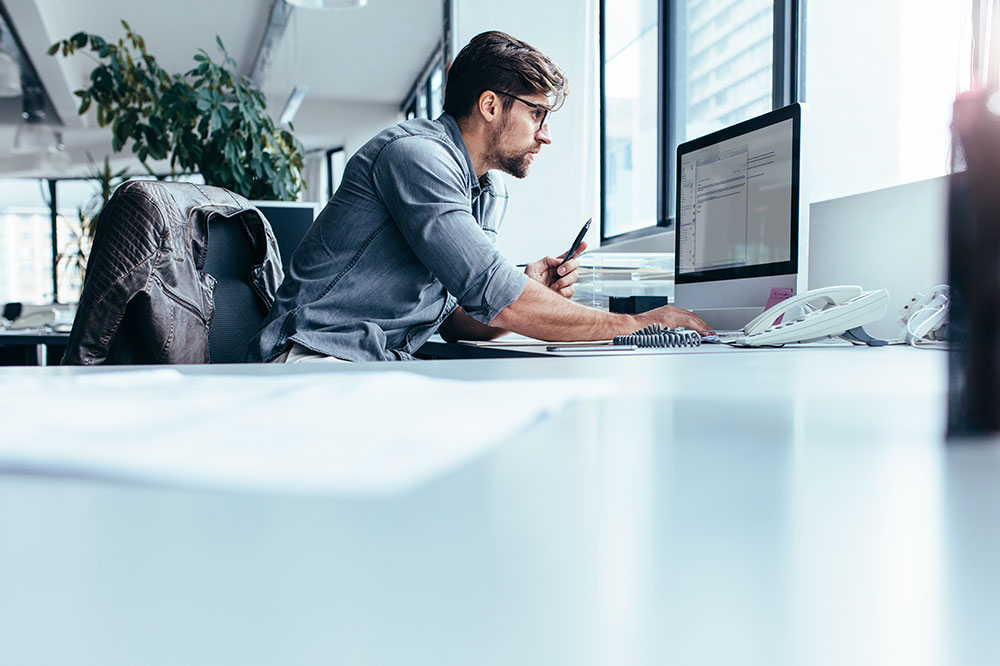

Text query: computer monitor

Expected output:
[253,201,319,272]
[673,103,808,331]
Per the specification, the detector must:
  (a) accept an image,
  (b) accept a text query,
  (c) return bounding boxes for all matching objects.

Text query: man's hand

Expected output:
[635,304,712,334]
[523,240,588,299]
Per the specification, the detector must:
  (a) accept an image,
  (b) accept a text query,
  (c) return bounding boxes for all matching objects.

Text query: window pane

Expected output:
[428,64,444,118]
[603,0,658,238]
[805,0,969,202]
[416,86,428,118]
[328,148,346,196]
[680,0,773,140]
[0,179,53,304]
[55,179,99,303]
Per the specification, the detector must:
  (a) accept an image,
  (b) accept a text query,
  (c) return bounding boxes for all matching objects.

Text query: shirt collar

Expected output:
[438,112,482,196]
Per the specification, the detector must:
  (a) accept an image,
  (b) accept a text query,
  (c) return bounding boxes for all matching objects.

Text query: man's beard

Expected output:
[486,122,535,179]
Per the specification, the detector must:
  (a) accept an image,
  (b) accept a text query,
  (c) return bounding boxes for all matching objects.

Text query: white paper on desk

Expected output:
[0,370,611,495]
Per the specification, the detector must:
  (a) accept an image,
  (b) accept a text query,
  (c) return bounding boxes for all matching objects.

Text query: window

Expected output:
[680,0,774,140]
[602,0,659,239]
[402,0,449,120]
[326,147,346,199]
[54,179,99,303]
[0,180,54,304]
[428,64,444,118]
[600,0,801,241]
[402,51,446,121]
[0,171,254,308]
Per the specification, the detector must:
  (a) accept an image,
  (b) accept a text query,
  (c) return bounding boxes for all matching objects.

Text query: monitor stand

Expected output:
[690,306,766,332]
[676,272,802,331]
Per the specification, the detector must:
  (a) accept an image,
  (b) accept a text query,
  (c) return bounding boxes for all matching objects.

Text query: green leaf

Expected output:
[51,22,304,200]
[46,42,60,56]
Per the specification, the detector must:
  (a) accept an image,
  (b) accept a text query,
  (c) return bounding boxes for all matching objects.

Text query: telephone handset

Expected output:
[732,285,890,346]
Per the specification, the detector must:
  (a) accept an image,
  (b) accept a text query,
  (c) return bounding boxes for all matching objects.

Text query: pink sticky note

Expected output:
[765,287,794,326]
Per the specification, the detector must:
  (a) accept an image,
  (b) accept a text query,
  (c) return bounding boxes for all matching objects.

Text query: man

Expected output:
[248,31,707,363]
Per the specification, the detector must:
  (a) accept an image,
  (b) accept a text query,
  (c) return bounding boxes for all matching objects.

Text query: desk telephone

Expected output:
[729,286,890,346]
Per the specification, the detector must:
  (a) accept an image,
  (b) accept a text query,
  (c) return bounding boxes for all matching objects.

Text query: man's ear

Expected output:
[477,90,501,124]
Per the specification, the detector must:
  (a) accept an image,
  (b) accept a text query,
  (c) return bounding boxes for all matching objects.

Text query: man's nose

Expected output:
[536,123,552,144]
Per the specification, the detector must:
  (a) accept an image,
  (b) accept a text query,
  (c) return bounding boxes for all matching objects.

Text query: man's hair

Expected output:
[443,31,568,120]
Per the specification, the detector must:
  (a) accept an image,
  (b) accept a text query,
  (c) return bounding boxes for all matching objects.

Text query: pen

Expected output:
[546,344,638,352]
[553,217,592,282]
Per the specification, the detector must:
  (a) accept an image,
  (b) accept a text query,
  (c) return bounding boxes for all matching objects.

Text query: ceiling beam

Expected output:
[249,0,293,87]
[2,0,82,127]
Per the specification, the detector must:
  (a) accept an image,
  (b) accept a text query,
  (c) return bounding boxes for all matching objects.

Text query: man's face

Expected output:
[486,93,553,179]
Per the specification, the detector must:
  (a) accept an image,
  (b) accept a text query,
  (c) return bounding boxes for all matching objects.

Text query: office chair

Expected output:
[203,214,272,363]
[62,181,284,365]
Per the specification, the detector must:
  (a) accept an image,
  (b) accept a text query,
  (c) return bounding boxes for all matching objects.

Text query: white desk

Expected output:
[0,347,996,666]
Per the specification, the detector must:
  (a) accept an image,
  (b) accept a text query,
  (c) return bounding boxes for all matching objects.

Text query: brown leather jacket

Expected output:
[62,181,283,365]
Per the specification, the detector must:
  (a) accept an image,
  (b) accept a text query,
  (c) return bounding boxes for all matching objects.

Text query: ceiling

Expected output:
[0,0,444,176]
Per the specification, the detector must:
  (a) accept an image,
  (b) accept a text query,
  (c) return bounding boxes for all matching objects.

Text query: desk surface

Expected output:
[0,348,996,666]
[0,327,70,344]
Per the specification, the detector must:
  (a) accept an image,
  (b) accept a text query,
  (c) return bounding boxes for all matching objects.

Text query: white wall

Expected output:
[808,176,948,339]
[804,0,966,203]
[452,0,601,264]
[292,99,401,161]
[293,99,401,203]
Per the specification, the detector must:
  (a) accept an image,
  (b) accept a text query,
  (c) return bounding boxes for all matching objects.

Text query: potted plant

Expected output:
[49,20,304,201]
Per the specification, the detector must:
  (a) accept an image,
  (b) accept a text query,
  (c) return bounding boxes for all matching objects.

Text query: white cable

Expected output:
[904,285,950,348]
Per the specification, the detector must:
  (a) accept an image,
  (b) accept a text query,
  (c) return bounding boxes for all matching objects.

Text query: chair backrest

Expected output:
[204,213,270,363]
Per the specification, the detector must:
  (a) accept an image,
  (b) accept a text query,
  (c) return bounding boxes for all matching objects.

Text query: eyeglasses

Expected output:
[496,91,550,131]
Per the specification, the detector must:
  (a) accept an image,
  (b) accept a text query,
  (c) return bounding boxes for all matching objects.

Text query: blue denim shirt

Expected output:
[248,113,529,362]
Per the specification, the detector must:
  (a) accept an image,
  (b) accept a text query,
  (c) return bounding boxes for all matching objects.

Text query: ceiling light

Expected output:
[13,122,59,154]
[13,85,59,154]
[285,0,368,9]
[0,51,21,97]
[279,85,308,125]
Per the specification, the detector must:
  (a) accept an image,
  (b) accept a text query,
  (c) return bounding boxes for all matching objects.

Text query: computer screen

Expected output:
[674,103,808,330]
[253,202,319,272]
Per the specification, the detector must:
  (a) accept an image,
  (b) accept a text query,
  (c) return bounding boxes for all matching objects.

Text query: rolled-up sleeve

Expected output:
[372,136,528,324]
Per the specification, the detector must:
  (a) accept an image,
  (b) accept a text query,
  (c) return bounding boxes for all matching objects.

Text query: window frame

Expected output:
[401,49,446,120]
[325,146,346,200]
[599,0,805,245]
[400,0,451,121]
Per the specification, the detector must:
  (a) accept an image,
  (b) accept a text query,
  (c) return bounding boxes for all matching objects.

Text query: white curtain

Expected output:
[299,149,328,204]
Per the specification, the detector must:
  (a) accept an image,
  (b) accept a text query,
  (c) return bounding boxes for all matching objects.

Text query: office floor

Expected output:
[0,348,996,666]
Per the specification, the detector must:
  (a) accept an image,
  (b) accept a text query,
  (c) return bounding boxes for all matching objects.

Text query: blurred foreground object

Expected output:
[948,90,1000,436]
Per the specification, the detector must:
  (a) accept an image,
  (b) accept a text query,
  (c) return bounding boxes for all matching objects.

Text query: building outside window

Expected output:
[0,180,53,304]
[601,0,776,240]
[681,0,773,140]
[602,0,658,239]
